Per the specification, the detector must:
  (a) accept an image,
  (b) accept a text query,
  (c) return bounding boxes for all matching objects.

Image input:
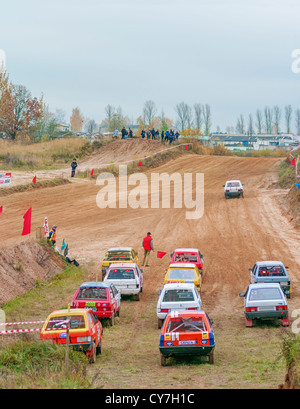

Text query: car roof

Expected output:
[107,262,137,268]
[162,282,196,290]
[225,180,242,183]
[79,281,112,289]
[255,261,284,266]
[248,283,282,290]
[48,308,90,316]
[169,263,197,268]
[166,310,207,318]
[173,248,199,253]
[107,247,133,252]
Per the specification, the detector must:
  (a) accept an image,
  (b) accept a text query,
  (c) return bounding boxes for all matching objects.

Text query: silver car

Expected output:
[223,180,244,199]
[239,283,289,327]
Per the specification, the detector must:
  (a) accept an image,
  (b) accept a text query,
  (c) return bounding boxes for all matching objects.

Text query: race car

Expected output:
[163,263,202,292]
[159,310,215,366]
[101,247,139,279]
[104,262,143,301]
[40,308,103,363]
[223,180,244,199]
[170,248,204,274]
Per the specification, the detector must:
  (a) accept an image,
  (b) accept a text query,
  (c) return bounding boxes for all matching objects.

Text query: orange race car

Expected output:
[159,310,215,366]
[40,308,103,363]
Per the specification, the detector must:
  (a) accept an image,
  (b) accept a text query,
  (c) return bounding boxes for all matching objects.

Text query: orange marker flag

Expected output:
[32,176,37,183]
[91,169,94,176]
[138,161,142,167]
[22,208,32,236]
[157,251,167,259]
[292,157,296,165]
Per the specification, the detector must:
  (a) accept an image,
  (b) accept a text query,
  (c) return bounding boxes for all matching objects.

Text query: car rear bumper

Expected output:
[119,288,140,295]
[225,191,242,197]
[159,345,214,357]
[245,310,288,320]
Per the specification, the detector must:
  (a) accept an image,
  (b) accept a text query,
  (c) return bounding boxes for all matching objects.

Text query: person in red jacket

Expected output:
[142,232,154,267]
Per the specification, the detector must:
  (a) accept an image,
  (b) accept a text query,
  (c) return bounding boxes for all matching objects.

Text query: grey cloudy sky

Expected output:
[1,0,300,131]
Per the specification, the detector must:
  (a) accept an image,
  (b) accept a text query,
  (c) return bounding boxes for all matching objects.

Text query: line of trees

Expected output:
[233,105,300,136]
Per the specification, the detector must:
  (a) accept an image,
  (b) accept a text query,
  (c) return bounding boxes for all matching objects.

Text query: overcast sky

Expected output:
[1,0,300,131]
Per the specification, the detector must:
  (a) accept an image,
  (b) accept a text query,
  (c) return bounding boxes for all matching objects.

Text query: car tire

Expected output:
[96,339,102,355]
[109,313,115,326]
[134,293,140,301]
[88,343,97,364]
[160,354,167,366]
[209,349,215,364]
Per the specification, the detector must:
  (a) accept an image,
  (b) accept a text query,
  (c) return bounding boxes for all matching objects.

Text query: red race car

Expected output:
[170,248,204,274]
[159,310,215,366]
[71,282,121,326]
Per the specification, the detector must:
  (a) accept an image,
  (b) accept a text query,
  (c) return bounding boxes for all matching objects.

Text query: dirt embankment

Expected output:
[0,239,65,305]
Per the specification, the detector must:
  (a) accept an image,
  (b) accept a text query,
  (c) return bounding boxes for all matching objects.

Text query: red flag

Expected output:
[138,161,142,167]
[292,157,296,165]
[0,206,2,214]
[157,251,167,259]
[185,144,188,150]
[91,169,94,176]
[32,176,37,183]
[22,208,32,236]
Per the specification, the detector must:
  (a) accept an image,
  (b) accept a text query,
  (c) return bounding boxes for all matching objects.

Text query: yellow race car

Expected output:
[163,263,202,292]
[101,247,139,279]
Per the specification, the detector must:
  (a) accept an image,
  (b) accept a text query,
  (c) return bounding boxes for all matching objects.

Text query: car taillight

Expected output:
[226,189,230,192]
[187,308,197,310]
[246,307,257,312]
[160,309,169,313]
[276,305,288,311]
[238,189,242,191]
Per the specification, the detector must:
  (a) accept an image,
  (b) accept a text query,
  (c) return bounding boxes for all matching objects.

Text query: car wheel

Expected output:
[96,339,102,355]
[88,343,97,364]
[158,318,163,329]
[209,349,215,364]
[109,313,115,326]
[160,354,167,366]
[134,293,140,301]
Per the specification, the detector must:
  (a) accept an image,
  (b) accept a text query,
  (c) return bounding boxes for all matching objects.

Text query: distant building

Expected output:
[56,123,70,133]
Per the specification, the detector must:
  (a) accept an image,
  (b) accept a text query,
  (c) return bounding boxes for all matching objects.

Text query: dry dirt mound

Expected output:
[78,138,167,170]
[0,239,65,305]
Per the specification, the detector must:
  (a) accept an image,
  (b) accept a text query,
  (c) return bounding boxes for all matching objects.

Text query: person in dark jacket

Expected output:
[121,127,127,139]
[151,128,156,139]
[71,159,77,177]
[141,129,146,139]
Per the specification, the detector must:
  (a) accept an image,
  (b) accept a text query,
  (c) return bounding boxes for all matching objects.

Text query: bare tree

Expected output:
[236,114,245,134]
[143,100,157,126]
[285,104,293,134]
[295,109,300,135]
[264,106,273,134]
[273,105,281,134]
[248,114,254,136]
[54,108,66,124]
[194,103,203,132]
[105,104,115,131]
[255,109,263,134]
[203,104,212,136]
[175,102,189,131]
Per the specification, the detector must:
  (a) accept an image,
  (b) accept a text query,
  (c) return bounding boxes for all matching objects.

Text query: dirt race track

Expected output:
[1,142,300,389]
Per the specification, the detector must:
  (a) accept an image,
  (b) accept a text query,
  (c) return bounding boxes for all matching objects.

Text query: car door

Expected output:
[112,284,121,310]
[250,264,257,284]
[136,265,143,289]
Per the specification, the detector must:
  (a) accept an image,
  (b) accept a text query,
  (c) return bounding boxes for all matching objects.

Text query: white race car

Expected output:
[223,180,244,199]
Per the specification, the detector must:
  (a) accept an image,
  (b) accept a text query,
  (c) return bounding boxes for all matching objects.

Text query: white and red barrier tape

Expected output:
[0,320,69,335]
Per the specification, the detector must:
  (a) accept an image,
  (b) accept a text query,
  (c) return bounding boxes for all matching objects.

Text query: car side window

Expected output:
[87,313,94,328]
[110,288,114,300]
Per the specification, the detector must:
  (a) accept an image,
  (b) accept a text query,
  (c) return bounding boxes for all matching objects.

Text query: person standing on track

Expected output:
[142,232,154,267]
[48,225,57,247]
[71,158,78,177]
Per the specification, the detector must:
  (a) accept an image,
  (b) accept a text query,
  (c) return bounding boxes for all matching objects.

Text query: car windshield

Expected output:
[258,266,286,277]
[46,315,86,330]
[249,288,283,301]
[162,289,195,302]
[227,182,240,187]
[168,269,195,279]
[166,317,206,333]
[76,287,107,300]
[106,251,132,261]
[107,268,135,280]
[174,253,198,263]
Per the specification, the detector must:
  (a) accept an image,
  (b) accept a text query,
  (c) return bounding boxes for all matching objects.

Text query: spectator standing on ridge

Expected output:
[147,129,151,139]
[151,128,156,140]
[48,225,57,247]
[114,128,119,138]
[128,128,133,138]
[121,127,127,139]
[142,232,154,267]
[155,129,160,140]
[141,129,146,139]
[71,158,78,177]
